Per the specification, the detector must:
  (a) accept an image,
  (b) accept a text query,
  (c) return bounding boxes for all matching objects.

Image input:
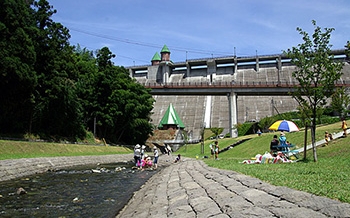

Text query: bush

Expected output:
[237,122,254,136]
[249,111,341,136]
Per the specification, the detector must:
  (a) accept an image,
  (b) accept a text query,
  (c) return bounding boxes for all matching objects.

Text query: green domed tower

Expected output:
[151,52,161,65]
[160,44,170,61]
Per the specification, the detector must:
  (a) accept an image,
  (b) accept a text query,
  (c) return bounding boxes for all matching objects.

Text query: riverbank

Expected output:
[0,154,134,182]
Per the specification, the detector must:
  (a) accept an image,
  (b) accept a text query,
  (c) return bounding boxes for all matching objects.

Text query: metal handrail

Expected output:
[142,80,350,89]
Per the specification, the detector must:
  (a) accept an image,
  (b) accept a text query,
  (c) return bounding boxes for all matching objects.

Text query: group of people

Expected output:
[324,119,348,145]
[242,151,294,164]
[133,143,183,169]
[270,132,292,156]
[133,144,159,170]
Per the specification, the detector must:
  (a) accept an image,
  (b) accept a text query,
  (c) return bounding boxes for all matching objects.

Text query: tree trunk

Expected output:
[303,125,308,160]
[311,125,318,162]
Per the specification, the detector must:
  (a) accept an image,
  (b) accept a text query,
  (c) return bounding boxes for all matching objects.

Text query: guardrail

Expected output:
[142,80,350,89]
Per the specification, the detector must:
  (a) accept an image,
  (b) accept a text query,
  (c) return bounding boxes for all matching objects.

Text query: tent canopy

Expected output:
[158,103,185,129]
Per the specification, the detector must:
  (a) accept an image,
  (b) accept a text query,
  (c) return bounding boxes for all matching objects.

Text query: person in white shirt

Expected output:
[134,144,141,167]
[153,146,159,169]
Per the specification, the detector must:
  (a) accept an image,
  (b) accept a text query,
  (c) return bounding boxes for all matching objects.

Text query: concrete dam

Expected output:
[128,46,350,140]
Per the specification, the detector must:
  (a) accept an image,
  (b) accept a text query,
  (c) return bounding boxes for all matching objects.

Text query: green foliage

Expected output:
[237,122,253,136]
[346,41,350,57]
[0,1,154,144]
[0,0,37,133]
[31,0,85,140]
[76,131,96,144]
[331,87,350,119]
[209,127,223,139]
[253,111,340,136]
[203,129,214,140]
[258,116,275,132]
[284,20,344,161]
[23,133,40,141]
[79,47,154,144]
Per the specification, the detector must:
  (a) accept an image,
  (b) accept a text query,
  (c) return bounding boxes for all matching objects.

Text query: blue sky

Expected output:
[49,0,350,67]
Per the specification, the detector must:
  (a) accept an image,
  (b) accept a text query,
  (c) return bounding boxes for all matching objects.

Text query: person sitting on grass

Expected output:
[279,132,287,146]
[257,129,262,136]
[325,131,330,146]
[270,135,279,156]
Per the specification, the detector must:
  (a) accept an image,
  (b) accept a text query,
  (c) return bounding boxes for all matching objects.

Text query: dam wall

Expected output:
[129,50,349,139]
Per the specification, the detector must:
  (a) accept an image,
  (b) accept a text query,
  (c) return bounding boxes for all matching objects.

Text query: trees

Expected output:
[0,0,86,140]
[0,0,37,134]
[284,20,344,162]
[31,0,85,139]
[74,45,99,131]
[210,127,223,139]
[331,40,350,119]
[331,87,350,119]
[0,0,156,144]
[92,47,154,144]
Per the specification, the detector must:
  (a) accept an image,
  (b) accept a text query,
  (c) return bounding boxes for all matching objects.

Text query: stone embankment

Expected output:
[0,154,133,182]
[117,157,350,218]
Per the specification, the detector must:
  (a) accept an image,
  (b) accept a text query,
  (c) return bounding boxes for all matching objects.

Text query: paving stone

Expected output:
[168,205,194,217]
[319,203,350,217]
[190,196,221,216]
[227,206,275,218]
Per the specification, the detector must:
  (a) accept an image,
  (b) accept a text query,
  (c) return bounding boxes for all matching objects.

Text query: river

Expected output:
[0,161,159,217]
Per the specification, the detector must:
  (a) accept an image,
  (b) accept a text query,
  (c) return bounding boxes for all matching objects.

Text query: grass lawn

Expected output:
[0,140,131,160]
[177,120,350,203]
[0,120,349,203]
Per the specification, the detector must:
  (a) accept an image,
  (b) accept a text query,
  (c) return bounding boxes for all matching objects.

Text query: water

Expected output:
[0,162,158,217]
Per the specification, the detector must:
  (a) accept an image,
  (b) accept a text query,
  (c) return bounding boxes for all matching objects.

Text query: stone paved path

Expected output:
[116,156,350,218]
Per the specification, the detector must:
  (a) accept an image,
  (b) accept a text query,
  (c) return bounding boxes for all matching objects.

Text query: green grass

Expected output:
[177,120,350,203]
[0,140,131,160]
[1,120,349,203]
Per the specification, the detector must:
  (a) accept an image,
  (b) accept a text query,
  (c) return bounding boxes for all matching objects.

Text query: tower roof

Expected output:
[151,52,161,61]
[158,103,185,129]
[160,44,170,53]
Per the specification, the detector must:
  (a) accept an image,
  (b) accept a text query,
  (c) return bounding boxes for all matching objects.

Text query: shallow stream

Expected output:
[0,162,158,217]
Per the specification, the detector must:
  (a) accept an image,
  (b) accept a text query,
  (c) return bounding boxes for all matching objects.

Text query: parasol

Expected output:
[268,120,299,132]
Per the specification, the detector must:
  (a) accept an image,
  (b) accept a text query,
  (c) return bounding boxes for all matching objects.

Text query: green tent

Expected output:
[158,103,185,129]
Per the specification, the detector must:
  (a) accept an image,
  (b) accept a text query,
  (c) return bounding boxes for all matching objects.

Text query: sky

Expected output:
[49,0,350,67]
